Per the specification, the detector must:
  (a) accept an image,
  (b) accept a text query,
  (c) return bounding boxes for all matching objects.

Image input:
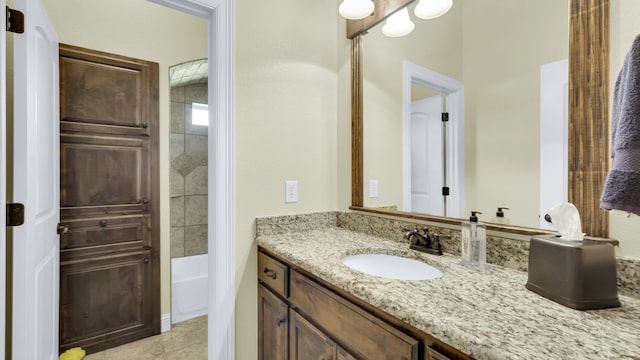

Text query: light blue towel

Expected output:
[601,34,640,215]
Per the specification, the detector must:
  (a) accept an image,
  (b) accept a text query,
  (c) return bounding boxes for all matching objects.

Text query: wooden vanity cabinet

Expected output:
[258,249,469,360]
[258,284,289,360]
[290,310,357,360]
[258,252,290,359]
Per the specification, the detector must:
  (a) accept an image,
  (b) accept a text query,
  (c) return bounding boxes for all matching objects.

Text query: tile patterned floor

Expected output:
[83,316,207,360]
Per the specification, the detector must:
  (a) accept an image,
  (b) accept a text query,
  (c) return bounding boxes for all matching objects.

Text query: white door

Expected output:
[539,59,568,229]
[410,95,444,215]
[11,0,60,359]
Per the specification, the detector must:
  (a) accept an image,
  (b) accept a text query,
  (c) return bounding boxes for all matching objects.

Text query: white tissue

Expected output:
[547,203,585,240]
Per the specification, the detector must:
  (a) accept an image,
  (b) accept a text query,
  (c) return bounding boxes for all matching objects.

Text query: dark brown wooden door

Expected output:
[258,284,289,360]
[58,43,160,354]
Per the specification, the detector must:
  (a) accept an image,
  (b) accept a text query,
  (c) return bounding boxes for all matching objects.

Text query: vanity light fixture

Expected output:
[338,0,374,20]
[414,0,453,19]
[382,7,415,37]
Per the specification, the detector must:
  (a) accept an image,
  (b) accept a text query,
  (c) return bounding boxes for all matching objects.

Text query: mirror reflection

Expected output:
[362,0,569,229]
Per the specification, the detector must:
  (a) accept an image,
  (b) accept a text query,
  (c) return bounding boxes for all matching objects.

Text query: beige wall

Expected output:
[362,2,463,209]
[235,0,340,357]
[361,1,568,226]
[464,0,568,226]
[41,0,208,318]
[610,0,640,258]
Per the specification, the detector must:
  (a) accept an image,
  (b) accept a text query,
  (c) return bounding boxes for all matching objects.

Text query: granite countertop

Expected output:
[257,227,640,360]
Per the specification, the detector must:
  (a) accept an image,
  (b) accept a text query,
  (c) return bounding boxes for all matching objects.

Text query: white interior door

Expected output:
[410,95,444,215]
[12,0,60,359]
[0,0,7,357]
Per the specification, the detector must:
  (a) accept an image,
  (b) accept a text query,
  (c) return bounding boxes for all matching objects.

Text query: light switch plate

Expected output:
[369,179,378,198]
[285,180,298,203]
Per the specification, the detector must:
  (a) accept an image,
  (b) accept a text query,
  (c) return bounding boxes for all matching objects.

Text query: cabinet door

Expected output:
[259,285,289,360]
[337,346,358,360]
[60,250,153,352]
[290,311,335,360]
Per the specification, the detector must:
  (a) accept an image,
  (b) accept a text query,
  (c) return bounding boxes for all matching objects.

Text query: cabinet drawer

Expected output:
[258,253,289,298]
[290,270,419,360]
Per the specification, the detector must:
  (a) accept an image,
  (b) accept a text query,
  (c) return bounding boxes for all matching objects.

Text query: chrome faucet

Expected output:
[402,227,443,255]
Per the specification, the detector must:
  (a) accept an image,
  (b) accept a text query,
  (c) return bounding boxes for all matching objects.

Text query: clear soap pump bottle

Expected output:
[492,207,510,225]
[461,211,486,269]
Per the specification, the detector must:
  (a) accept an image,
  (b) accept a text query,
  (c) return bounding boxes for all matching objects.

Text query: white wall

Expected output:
[41,0,208,320]
[609,0,640,258]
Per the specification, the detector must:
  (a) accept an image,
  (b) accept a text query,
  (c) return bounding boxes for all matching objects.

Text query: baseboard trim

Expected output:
[161,313,171,333]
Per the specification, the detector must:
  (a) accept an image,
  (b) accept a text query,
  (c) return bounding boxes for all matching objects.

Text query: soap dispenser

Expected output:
[492,207,510,225]
[461,211,486,269]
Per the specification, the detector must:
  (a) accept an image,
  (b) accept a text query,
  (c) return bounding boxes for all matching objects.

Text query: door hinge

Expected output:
[441,112,449,122]
[6,7,24,34]
[442,187,450,196]
[6,203,25,226]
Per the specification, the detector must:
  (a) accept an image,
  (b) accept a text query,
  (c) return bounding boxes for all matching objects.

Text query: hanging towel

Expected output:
[601,34,640,215]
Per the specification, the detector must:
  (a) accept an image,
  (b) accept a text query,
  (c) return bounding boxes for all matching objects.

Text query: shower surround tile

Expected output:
[185,135,207,166]
[170,82,208,259]
[185,225,207,256]
[185,195,207,226]
[170,101,185,134]
[171,226,185,258]
[170,133,184,161]
[185,166,207,195]
[170,167,184,197]
[170,197,184,227]
[185,83,207,104]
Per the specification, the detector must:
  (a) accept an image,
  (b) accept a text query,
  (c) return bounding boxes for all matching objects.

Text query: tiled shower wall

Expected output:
[170,82,208,258]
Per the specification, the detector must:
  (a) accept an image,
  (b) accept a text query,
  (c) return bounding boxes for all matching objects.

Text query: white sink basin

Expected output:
[342,254,443,281]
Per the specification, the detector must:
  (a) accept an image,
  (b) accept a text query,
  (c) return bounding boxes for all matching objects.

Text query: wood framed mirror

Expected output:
[349,0,610,237]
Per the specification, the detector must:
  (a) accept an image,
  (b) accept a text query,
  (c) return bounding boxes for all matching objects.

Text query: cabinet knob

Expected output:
[100,220,107,227]
[144,258,150,264]
[143,198,149,204]
[142,122,149,128]
[263,269,277,279]
[276,318,285,326]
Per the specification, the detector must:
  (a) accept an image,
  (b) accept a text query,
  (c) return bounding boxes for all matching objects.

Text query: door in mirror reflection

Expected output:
[410,94,445,215]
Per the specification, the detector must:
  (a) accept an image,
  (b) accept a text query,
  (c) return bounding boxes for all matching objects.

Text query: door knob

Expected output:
[57,224,69,235]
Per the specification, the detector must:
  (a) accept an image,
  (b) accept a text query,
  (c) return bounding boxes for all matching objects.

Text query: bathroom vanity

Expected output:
[258,250,461,360]
[256,212,640,360]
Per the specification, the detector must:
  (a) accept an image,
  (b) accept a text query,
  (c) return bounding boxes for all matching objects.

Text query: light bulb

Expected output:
[414,0,453,19]
[382,8,415,37]
[339,0,374,20]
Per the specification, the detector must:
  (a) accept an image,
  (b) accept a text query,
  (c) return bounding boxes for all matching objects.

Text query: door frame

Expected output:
[402,60,464,218]
[148,0,236,359]
[0,0,7,357]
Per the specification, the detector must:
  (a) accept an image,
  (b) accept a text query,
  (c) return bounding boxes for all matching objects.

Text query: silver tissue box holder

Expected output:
[525,235,621,310]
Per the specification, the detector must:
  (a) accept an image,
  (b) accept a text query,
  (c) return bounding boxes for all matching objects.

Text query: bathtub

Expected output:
[171,254,209,324]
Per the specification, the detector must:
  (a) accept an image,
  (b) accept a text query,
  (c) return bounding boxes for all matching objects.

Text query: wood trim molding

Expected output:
[568,0,610,237]
[207,0,236,359]
[352,35,364,207]
[351,0,611,238]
